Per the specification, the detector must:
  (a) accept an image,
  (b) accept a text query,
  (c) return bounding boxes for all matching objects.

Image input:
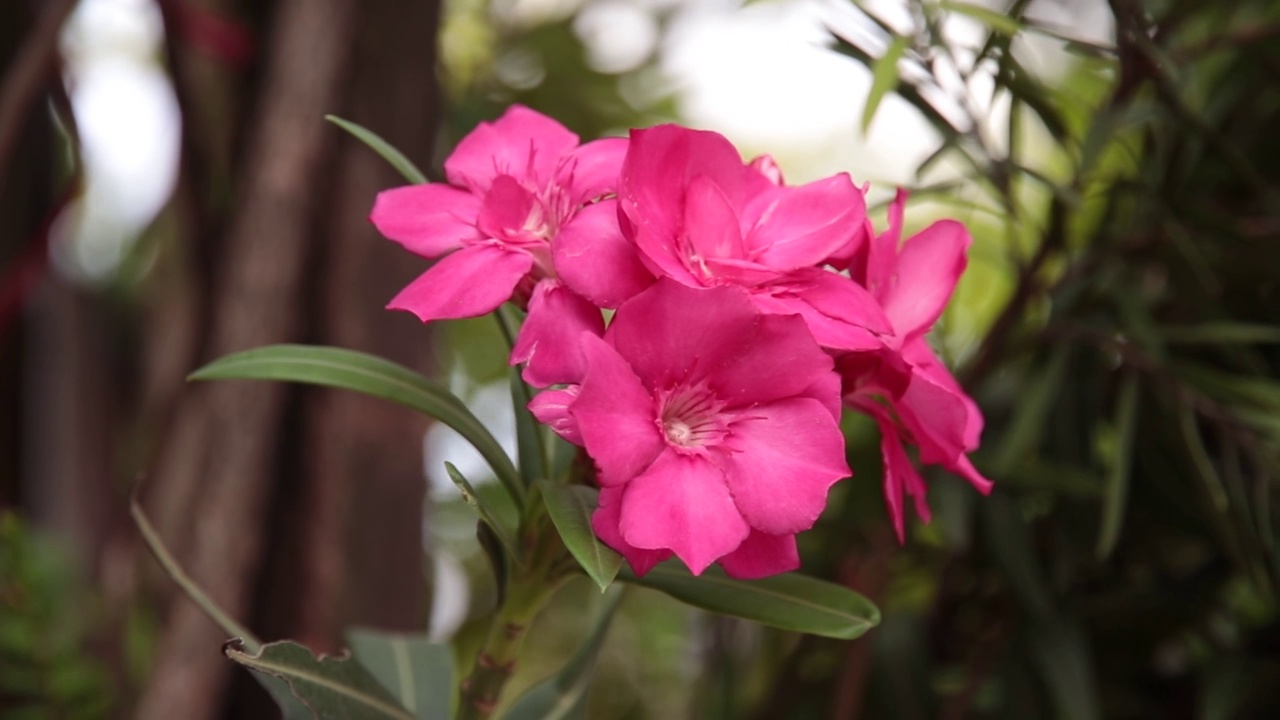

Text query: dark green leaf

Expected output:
[502,587,623,720]
[538,482,622,591]
[1096,373,1139,559]
[225,640,414,720]
[620,563,879,640]
[1027,619,1101,720]
[446,462,522,565]
[861,34,909,133]
[326,115,427,184]
[345,629,453,720]
[189,344,523,506]
[1161,322,1280,345]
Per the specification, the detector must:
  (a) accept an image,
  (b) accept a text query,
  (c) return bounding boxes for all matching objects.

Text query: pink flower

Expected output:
[370,105,624,386]
[838,191,992,541]
[554,124,892,352]
[530,279,850,579]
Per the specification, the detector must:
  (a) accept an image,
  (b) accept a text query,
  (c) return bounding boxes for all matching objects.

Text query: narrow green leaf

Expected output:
[861,34,910,133]
[1096,374,1139,559]
[1161,322,1280,345]
[225,640,414,720]
[502,587,624,720]
[189,344,523,506]
[620,563,879,640]
[495,304,548,486]
[345,629,453,720]
[132,485,311,718]
[445,462,522,565]
[538,482,622,591]
[1027,619,1101,720]
[937,1,1023,36]
[325,115,427,184]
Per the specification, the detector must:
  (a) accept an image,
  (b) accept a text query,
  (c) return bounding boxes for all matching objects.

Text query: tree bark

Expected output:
[135,2,355,718]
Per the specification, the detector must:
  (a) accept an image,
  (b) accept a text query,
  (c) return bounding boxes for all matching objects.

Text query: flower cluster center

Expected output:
[658,382,728,450]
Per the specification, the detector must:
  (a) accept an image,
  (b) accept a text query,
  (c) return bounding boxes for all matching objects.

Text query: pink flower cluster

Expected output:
[371,106,992,579]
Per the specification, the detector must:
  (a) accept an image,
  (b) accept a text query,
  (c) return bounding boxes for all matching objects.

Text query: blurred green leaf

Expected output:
[861,34,909,133]
[620,563,880,640]
[326,115,428,184]
[189,344,523,506]
[345,629,453,720]
[1096,373,1139,559]
[446,462,522,565]
[502,587,623,720]
[1027,619,1101,720]
[225,640,414,720]
[537,482,622,591]
[937,1,1024,35]
[1161,322,1280,345]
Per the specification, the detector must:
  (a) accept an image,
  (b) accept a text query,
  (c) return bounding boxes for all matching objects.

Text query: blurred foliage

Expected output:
[0,513,112,719]
[737,0,1280,718]
[438,0,677,156]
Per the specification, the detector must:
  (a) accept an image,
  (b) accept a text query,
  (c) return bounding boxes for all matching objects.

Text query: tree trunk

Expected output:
[134,0,443,717]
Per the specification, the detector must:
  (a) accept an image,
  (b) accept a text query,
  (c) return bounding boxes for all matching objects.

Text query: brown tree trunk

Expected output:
[135,0,443,717]
[134,2,356,718]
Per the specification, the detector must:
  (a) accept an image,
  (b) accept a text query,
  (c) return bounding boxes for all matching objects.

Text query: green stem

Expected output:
[457,576,554,720]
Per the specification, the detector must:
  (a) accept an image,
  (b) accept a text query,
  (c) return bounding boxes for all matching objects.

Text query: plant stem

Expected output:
[457,575,554,720]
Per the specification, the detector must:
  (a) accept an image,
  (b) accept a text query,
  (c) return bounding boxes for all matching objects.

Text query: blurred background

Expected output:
[2,0,1280,717]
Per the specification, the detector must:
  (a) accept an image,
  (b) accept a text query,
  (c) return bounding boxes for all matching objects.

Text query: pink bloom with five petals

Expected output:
[370,105,625,386]
[530,279,850,579]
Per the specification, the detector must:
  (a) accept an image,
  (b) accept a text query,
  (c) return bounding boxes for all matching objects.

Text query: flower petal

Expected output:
[717,398,849,535]
[741,173,866,271]
[621,125,746,285]
[554,199,654,308]
[790,267,894,337]
[387,244,533,322]
[874,410,930,543]
[707,313,837,408]
[592,486,672,577]
[560,136,628,204]
[881,219,970,337]
[444,105,580,193]
[606,280,759,392]
[528,386,583,446]
[684,175,746,263]
[718,530,799,579]
[571,334,664,486]
[619,451,749,575]
[511,281,604,387]
[477,174,537,241]
[370,184,482,258]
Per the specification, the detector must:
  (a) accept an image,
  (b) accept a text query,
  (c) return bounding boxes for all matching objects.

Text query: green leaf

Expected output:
[189,344,524,506]
[537,483,622,591]
[494,304,549,485]
[345,629,454,720]
[937,1,1024,36]
[445,462,522,565]
[1027,619,1101,720]
[1096,374,1139,559]
[620,563,879,640]
[502,587,623,720]
[225,640,414,720]
[325,115,427,184]
[861,34,910,133]
[1161,322,1280,345]
[131,487,312,717]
